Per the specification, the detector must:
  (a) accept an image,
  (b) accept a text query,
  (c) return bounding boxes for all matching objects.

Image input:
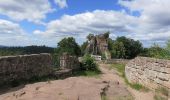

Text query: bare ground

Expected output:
[0,64,154,100]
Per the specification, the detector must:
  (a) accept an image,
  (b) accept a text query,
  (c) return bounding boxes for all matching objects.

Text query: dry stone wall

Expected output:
[0,53,53,85]
[125,57,170,89]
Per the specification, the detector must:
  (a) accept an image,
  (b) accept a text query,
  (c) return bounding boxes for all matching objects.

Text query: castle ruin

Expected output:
[86,32,111,59]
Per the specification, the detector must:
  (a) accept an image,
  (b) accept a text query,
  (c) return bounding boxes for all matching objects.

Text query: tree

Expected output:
[56,37,81,56]
[103,31,110,39]
[107,38,114,51]
[54,37,81,66]
[166,39,170,53]
[87,34,94,41]
[111,36,143,59]
[112,41,126,58]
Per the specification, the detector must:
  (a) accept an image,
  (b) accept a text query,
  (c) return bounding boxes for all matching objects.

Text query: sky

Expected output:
[0,0,170,47]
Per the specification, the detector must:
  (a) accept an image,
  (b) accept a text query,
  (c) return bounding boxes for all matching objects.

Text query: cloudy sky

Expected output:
[0,0,169,47]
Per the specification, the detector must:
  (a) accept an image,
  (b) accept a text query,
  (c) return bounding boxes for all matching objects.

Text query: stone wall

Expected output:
[60,53,80,70]
[125,57,170,89]
[0,53,53,85]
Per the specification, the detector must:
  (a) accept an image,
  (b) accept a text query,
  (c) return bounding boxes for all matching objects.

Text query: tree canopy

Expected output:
[109,36,143,59]
[55,37,81,56]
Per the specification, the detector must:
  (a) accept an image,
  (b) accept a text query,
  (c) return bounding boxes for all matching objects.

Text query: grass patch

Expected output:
[154,94,167,100]
[154,87,169,100]
[155,87,169,97]
[109,63,125,77]
[111,63,149,91]
[101,95,108,100]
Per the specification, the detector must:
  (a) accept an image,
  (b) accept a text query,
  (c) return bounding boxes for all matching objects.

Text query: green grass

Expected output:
[101,95,108,100]
[109,63,125,76]
[154,95,167,100]
[111,63,149,91]
[154,87,169,100]
[155,87,169,97]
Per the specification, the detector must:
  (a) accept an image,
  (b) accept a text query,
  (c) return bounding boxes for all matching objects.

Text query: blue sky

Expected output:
[0,0,169,47]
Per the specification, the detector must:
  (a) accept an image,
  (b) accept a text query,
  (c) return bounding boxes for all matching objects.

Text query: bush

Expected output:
[81,54,99,71]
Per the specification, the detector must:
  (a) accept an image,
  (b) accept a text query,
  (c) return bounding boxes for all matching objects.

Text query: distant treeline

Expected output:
[0,45,54,56]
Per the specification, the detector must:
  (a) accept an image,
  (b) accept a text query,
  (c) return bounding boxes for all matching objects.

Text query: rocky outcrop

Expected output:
[125,57,170,89]
[86,33,111,59]
[0,53,53,85]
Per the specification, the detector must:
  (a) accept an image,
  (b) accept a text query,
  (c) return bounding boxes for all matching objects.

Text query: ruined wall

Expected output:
[60,53,80,70]
[0,53,53,85]
[125,57,170,89]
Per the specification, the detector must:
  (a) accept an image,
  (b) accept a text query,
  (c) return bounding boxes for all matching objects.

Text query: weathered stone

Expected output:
[125,57,170,89]
[85,33,111,59]
[0,53,53,85]
[157,73,169,81]
[60,53,80,70]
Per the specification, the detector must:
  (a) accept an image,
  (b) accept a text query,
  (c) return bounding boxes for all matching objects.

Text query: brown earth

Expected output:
[0,64,154,100]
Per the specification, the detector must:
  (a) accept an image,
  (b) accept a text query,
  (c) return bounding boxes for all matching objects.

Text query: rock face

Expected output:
[125,57,170,89]
[0,53,53,85]
[86,33,111,59]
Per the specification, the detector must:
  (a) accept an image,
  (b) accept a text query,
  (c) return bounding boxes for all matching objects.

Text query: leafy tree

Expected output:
[0,46,54,56]
[112,41,126,58]
[54,37,81,66]
[107,38,114,51]
[56,37,81,56]
[111,36,143,59]
[166,39,170,53]
[87,34,94,41]
[103,31,110,39]
[147,43,167,59]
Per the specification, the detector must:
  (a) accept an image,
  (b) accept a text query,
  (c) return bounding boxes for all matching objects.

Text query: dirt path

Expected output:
[0,64,154,100]
[99,64,154,100]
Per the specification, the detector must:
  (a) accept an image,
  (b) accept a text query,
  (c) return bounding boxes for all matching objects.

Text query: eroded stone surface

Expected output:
[0,53,52,85]
[125,57,170,89]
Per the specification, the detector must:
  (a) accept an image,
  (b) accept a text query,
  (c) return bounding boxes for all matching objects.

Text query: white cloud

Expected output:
[0,0,170,47]
[0,19,55,46]
[0,0,53,24]
[118,0,170,45]
[33,10,136,44]
[54,0,68,9]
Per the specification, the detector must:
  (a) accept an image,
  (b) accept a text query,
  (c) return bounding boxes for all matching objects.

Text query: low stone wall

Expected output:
[0,53,53,85]
[125,57,170,89]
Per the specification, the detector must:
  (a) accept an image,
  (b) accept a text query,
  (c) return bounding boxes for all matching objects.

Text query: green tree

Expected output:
[103,31,110,39]
[54,37,81,66]
[147,43,167,59]
[56,37,81,56]
[112,36,143,59]
[112,41,126,58]
[87,34,94,41]
[166,39,170,53]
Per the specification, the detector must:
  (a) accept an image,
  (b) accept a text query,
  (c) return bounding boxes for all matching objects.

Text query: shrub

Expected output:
[81,54,98,71]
